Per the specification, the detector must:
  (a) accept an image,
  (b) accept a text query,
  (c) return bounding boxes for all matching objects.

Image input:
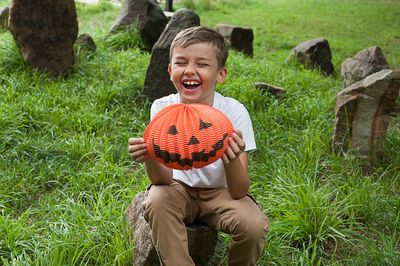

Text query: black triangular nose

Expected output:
[188,136,200,145]
[199,119,212,130]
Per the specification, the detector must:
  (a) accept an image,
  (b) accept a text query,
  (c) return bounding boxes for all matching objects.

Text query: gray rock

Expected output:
[255,82,286,99]
[215,24,254,57]
[125,191,218,266]
[0,6,9,30]
[341,46,390,87]
[75,33,96,52]
[333,69,400,168]
[8,0,78,75]
[143,9,200,101]
[288,38,335,76]
[110,0,168,51]
[126,192,159,266]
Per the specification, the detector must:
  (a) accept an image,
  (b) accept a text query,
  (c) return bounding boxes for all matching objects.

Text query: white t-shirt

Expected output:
[150,92,256,188]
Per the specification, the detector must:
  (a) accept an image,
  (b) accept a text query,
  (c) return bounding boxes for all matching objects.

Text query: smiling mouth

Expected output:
[183,81,200,90]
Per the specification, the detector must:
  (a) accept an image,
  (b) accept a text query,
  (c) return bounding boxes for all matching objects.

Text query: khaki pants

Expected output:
[143,180,269,266]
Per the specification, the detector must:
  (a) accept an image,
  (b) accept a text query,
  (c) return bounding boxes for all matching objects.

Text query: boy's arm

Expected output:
[128,138,173,185]
[144,160,173,185]
[222,131,250,199]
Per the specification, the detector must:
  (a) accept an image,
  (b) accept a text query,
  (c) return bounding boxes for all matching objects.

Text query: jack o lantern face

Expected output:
[143,104,233,170]
[152,119,229,169]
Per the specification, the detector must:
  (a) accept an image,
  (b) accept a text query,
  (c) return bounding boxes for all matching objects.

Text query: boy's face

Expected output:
[168,42,227,105]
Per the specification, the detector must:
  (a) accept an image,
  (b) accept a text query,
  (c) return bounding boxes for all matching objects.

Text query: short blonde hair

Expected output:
[170,26,228,69]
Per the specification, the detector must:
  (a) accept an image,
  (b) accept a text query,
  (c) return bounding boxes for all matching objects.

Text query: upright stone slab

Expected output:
[110,0,168,50]
[333,69,400,164]
[215,24,254,57]
[341,46,390,87]
[288,38,335,76]
[0,6,9,30]
[143,9,200,101]
[125,191,219,266]
[8,0,78,75]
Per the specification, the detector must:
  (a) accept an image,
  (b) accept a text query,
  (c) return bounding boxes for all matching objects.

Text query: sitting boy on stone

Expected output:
[128,26,268,266]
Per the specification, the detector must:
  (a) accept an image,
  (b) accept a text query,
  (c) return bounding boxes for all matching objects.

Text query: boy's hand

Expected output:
[222,130,246,164]
[128,138,150,163]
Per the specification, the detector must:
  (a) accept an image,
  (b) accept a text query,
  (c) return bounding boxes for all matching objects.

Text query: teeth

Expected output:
[183,81,200,85]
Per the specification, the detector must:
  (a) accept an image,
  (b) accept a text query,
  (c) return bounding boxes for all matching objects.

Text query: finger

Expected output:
[130,148,148,160]
[128,138,144,145]
[221,154,230,164]
[237,142,246,152]
[229,136,245,155]
[135,154,150,163]
[228,137,242,156]
[128,143,147,153]
[231,132,245,151]
[225,145,237,160]
[232,132,244,146]
[234,130,243,139]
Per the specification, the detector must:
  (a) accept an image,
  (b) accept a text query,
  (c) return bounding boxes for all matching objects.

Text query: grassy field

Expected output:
[1,0,399,265]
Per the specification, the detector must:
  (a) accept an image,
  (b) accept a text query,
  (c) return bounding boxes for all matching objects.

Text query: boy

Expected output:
[128,26,268,266]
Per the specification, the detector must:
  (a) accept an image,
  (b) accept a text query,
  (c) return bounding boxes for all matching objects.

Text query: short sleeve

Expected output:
[150,101,161,120]
[150,94,179,120]
[230,104,256,152]
[213,93,256,152]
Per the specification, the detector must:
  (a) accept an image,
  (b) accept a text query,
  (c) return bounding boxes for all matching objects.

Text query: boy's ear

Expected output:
[168,64,172,77]
[217,67,228,83]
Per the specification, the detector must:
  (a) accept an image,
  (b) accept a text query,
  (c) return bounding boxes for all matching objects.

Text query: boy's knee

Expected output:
[253,215,269,239]
[234,212,269,241]
[248,216,268,241]
[144,186,170,218]
[145,187,167,207]
[143,185,183,220]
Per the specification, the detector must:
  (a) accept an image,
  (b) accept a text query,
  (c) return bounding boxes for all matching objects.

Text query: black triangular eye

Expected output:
[168,125,178,135]
[199,119,212,130]
[188,136,200,145]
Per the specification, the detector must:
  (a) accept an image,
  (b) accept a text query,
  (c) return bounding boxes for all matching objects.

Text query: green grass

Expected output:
[1,0,400,265]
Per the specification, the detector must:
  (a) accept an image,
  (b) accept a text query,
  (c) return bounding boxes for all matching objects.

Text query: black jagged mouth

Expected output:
[152,133,228,168]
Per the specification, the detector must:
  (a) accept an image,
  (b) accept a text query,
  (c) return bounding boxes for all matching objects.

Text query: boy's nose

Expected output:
[184,64,196,75]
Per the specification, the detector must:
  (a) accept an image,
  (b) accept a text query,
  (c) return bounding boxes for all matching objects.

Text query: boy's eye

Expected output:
[174,61,187,66]
[197,63,209,67]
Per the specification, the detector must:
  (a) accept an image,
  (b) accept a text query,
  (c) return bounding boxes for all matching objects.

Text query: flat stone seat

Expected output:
[125,191,219,266]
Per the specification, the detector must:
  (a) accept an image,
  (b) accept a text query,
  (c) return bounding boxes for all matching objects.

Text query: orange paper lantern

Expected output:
[143,104,234,170]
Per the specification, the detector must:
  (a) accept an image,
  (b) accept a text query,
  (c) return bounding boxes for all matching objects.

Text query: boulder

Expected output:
[125,191,218,266]
[255,82,286,99]
[8,0,78,75]
[333,69,400,167]
[0,6,9,30]
[215,24,254,57]
[143,9,200,101]
[110,0,168,51]
[75,33,96,52]
[341,46,390,87]
[288,38,335,76]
